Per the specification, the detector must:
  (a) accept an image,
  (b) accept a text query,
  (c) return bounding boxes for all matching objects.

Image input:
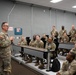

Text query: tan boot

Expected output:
[26,58,32,63]
[22,55,29,61]
[35,57,39,66]
[38,63,44,69]
[35,62,39,66]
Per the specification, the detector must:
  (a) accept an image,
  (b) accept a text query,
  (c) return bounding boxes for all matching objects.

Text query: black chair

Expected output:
[26,37,31,45]
[54,36,59,57]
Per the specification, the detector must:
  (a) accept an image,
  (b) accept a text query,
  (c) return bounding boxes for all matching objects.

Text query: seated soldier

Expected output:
[70,43,76,60]
[33,35,44,69]
[56,52,76,75]
[70,33,76,43]
[59,26,67,39]
[18,36,27,46]
[26,35,36,63]
[18,36,28,60]
[68,25,76,40]
[45,37,56,59]
[60,32,69,43]
[60,32,69,55]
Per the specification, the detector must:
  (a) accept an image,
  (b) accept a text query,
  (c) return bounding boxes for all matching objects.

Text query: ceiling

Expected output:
[15,0,76,13]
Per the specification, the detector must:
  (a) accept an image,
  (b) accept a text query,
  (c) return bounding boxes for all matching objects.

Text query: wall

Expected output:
[0,0,76,43]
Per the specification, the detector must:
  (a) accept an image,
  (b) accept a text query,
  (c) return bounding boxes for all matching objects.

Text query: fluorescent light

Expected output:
[72,5,76,8]
[50,0,63,3]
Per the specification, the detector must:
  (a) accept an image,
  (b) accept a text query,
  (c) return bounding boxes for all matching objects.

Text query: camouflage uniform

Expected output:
[59,30,67,38]
[33,40,44,69]
[29,40,35,47]
[33,40,44,48]
[51,30,58,37]
[70,37,76,43]
[60,35,69,43]
[46,42,56,57]
[0,32,11,73]
[70,48,76,60]
[18,38,27,60]
[69,29,76,38]
[26,40,36,63]
[18,39,27,46]
[58,60,76,75]
[60,35,69,55]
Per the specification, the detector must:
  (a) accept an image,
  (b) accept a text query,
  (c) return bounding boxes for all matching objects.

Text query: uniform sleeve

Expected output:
[68,30,71,36]
[0,34,11,47]
[67,36,69,42]
[29,41,34,47]
[59,61,76,75]
[51,43,56,51]
[59,61,68,75]
[23,40,27,45]
[40,41,44,48]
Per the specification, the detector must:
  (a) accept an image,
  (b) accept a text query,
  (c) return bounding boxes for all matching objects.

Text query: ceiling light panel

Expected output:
[50,0,63,3]
[72,5,76,8]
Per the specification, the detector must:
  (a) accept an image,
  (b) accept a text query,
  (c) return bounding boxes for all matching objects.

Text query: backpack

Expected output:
[51,58,60,72]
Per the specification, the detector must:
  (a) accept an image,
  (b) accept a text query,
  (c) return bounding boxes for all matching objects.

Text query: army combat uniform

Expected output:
[18,39,27,46]
[33,40,44,69]
[29,40,35,47]
[50,30,58,37]
[0,32,11,73]
[70,37,76,43]
[18,38,28,60]
[58,60,76,75]
[69,29,76,39]
[46,42,56,58]
[70,48,76,60]
[26,40,36,63]
[59,30,67,38]
[60,35,69,43]
[60,35,69,55]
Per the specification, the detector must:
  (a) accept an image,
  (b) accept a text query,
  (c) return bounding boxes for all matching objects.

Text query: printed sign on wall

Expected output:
[14,28,22,35]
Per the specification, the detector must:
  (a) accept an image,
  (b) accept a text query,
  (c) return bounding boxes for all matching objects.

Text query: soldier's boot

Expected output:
[26,57,32,63]
[38,59,44,69]
[22,54,29,61]
[38,63,44,69]
[35,57,39,66]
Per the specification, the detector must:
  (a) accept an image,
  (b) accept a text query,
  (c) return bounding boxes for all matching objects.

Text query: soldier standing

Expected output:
[0,22,13,75]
